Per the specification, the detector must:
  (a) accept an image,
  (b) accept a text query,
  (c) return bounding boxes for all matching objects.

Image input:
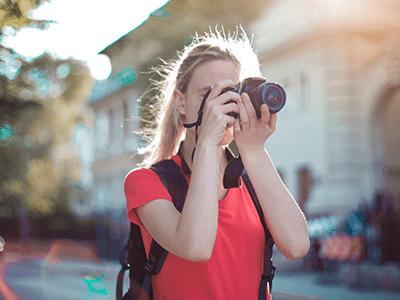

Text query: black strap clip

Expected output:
[144,253,157,275]
[262,264,276,282]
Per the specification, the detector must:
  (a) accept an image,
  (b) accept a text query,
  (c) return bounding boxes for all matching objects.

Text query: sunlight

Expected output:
[1,0,170,79]
[86,54,112,81]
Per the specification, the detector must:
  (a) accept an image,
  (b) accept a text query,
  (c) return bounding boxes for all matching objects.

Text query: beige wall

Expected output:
[249,0,400,217]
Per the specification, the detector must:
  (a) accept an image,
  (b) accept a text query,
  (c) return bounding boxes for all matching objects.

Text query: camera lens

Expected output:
[256,83,286,113]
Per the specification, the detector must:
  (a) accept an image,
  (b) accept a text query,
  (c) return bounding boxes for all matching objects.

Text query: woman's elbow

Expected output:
[183,241,214,262]
[187,247,212,262]
[283,238,311,261]
[192,252,212,263]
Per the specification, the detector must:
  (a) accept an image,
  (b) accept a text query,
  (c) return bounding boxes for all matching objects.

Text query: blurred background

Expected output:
[1,0,400,299]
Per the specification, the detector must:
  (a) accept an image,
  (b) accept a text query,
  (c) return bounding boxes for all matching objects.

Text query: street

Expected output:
[2,257,400,300]
[3,259,123,300]
[272,272,400,300]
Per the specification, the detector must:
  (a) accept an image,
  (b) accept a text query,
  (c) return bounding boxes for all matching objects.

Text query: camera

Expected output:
[222,77,286,118]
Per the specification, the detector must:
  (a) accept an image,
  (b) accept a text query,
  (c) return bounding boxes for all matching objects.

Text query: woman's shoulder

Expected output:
[125,155,182,183]
[124,167,159,184]
[124,166,171,198]
[124,166,173,222]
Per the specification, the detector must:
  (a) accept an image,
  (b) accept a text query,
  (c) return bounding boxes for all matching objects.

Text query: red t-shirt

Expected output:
[124,154,270,300]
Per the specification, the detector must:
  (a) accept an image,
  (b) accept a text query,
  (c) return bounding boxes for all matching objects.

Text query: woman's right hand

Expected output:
[196,80,240,146]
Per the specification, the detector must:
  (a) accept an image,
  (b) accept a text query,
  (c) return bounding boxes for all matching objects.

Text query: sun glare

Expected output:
[87,54,112,81]
[1,0,169,77]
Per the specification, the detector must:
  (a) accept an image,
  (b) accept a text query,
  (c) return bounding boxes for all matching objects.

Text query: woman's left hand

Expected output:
[234,93,310,260]
[233,92,277,156]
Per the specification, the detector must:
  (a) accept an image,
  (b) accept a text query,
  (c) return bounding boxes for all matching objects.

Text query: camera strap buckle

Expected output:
[223,149,244,189]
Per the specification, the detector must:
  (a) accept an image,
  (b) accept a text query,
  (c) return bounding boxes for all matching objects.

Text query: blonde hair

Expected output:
[138,27,261,167]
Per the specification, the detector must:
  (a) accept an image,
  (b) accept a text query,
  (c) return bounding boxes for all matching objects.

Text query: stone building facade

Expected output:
[249,0,400,218]
[88,0,400,258]
[88,3,189,259]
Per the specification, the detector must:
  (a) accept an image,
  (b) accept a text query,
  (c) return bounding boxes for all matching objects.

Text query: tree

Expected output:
[0,0,50,32]
[0,16,95,238]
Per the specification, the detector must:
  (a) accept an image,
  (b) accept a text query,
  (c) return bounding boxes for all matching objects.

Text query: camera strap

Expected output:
[182,90,211,162]
[182,90,210,130]
[181,90,244,188]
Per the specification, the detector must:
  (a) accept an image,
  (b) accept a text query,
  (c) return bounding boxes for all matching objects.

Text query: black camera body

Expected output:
[223,77,286,118]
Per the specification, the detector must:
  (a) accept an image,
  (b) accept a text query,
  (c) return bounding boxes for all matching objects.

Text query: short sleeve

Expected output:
[124,168,172,226]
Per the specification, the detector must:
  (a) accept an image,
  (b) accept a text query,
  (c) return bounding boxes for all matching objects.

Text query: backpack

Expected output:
[117,159,275,300]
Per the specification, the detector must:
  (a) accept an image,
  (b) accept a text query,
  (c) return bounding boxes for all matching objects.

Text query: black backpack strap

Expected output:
[223,148,276,298]
[117,159,188,300]
[242,172,276,299]
[116,247,129,300]
[119,156,273,299]
[117,222,148,300]
[139,160,188,297]
[145,159,188,271]
[150,159,188,212]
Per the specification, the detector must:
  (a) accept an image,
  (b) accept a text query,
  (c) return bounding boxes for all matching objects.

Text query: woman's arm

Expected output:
[241,149,310,260]
[234,93,310,260]
[136,80,240,262]
[136,140,219,262]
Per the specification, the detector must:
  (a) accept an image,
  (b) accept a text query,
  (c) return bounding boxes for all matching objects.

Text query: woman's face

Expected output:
[177,59,240,146]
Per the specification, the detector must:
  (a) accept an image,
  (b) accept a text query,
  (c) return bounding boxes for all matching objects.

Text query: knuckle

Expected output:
[241,119,250,126]
[205,101,215,112]
[228,92,240,100]
[210,105,221,117]
[216,115,226,126]
[213,82,223,90]
[247,109,256,118]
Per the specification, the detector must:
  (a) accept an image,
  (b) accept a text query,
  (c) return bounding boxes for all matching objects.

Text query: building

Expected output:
[89,0,400,258]
[89,69,141,258]
[249,0,400,219]
[89,4,190,259]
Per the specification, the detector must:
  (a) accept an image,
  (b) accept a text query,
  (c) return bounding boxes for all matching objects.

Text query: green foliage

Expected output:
[0,43,94,238]
[0,121,15,142]
[0,0,51,32]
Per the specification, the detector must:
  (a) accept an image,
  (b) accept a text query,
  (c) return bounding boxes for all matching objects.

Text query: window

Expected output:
[123,101,129,137]
[111,105,123,155]
[282,77,295,113]
[300,72,310,111]
[95,111,109,152]
[297,166,313,208]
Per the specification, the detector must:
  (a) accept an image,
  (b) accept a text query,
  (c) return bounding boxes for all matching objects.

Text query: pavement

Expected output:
[272,272,400,300]
[271,249,400,300]
[1,238,400,300]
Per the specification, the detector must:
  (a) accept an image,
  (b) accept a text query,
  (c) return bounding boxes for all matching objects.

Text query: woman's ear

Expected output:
[174,89,186,116]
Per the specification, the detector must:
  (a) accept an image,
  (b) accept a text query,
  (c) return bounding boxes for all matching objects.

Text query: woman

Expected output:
[124,28,310,299]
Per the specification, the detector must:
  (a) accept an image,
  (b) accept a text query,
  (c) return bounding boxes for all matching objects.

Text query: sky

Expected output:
[1,0,170,79]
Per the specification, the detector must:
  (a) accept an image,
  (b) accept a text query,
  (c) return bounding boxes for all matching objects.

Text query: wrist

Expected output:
[196,137,218,153]
[238,145,266,159]
[240,146,268,167]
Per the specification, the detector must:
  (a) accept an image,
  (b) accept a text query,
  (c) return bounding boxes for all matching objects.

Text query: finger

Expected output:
[220,101,239,117]
[268,111,277,132]
[259,104,271,125]
[204,91,240,118]
[234,115,241,132]
[207,91,241,110]
[241,93,257,122]
[219,113,236,129]
[237,96,249,128]
[207,79,235,102]
[207,104,236,127]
